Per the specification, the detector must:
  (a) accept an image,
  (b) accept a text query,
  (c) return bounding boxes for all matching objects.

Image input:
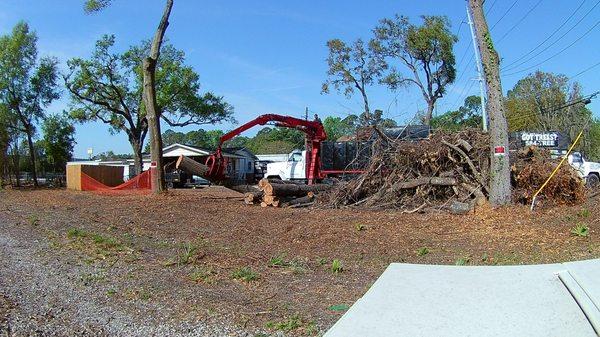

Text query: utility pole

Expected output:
[305,107,309,120]
[468,0,512,206]
[466,3,488,132]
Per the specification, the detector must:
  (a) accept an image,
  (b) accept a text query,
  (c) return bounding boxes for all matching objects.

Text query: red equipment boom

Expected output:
[204,114,327,184]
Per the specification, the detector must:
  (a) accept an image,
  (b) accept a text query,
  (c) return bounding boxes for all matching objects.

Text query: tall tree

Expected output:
[506,71,595,155]
[65,35,233,175]
[85,0,175,193]
[322,38,387,125]
[0,22,60,187]
[41,114,76,173]
[373,15,457,124]
[469,0,511,206]
[323,116,357,141]
[431,95,482,131]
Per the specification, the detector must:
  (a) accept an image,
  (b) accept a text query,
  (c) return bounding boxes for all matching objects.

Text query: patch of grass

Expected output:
[571,223,590,237]
[416,247,429,256]
[305,321,318,335]
[80,271,106,285]
[317,257,327,266]
[268,254,289,267]
[67,228,87,238]
[27,214,39,226]
[91,234,120,249]
[165,242,201,266]
[231,267,259,282]
[455,257,470,266]
[578,209,591,218]
[265,314,302,332]
[139,290,152,301]
[190,266,216,283]
[492,252,522,265]
[355,223,366,231]
[106,288,117,297]
[481,252,488,263]
[331,259,344,274]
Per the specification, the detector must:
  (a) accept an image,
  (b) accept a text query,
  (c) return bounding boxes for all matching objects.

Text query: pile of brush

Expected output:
[511,146,585,205]
[324,130,490,212]
[324,129,587,211]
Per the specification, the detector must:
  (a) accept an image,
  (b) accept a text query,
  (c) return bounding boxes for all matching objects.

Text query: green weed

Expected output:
[416,247,429,256]
[455,257,469,266]
[27,214,39,226]
[331,259,344,274]
[190,266,216,283]
[67,228,87,238]
[317,257,327,266]
[578,209,591,218]
[328,304,350,312]
[355,223,366,231]
[265,314,302,332]
[231,267,259,282]
[268,254,289,267]
[571,223,590,237]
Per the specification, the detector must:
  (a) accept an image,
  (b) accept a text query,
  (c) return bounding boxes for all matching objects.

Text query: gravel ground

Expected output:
[1,187,599,336]
[0,209,265,337]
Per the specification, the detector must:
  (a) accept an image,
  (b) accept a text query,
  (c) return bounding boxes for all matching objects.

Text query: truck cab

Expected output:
[568,151,600,188]
[265,150,306,181]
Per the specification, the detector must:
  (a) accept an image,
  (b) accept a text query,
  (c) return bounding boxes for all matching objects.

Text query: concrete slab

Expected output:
[325,259,600,337]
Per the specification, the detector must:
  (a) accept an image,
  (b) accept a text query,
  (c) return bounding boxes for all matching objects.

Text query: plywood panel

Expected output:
[66,164,82,190]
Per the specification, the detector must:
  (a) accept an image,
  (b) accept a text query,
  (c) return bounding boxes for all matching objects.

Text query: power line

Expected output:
[485,0,500,16]
[501,0,599,71]
[496,0,543,44]
[490,0,519,31]
[502,20,600,76]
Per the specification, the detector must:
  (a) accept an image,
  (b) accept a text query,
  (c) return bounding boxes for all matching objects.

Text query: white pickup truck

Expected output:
[568,151,600,188]
[265,150,306,181]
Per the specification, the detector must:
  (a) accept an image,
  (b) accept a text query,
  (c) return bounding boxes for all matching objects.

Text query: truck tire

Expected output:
[587,174,599,189]
[167,181,174,189]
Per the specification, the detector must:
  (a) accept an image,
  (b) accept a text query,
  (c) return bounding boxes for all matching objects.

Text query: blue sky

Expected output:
[1,0,599,157]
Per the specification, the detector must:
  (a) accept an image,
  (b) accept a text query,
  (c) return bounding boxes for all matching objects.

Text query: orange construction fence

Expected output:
[80,169,152,191]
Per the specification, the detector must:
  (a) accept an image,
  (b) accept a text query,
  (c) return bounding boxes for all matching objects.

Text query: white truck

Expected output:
[568,151,600,188]
[265,150,306,181]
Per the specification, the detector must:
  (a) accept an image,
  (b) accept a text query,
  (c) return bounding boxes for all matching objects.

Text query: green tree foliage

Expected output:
[505,71,595,155]
[373,15,457,124]
[244,127,304,155]
[41,114,76,172]
[322,38,387,125]
[65,35,234,174]
[431,95,482,131]
[0,22,60,187]
[323,116,356,141]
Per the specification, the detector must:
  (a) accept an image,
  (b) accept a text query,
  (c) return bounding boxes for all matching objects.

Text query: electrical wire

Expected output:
[490,0,519,31]
[496,0,543,44]
[502,20,600,76]
[501,0,599,71]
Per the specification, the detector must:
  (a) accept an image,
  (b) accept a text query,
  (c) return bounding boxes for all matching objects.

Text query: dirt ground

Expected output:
[1,187,599,336]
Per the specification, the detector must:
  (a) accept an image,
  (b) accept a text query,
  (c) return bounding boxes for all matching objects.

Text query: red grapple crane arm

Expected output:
[204,114,327,184]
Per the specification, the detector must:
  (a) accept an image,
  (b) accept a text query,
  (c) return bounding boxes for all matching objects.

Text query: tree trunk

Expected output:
[144,0,174,193]
[469,0,511,206]
[25,128,38,187]
[175,155,209,177]
[424,100,435,125]
[11,141,20,187]
[360,88,371,125]
[131,138,144,177]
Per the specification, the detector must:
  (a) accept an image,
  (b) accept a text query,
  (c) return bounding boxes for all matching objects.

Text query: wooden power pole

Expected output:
[468,0,512,206]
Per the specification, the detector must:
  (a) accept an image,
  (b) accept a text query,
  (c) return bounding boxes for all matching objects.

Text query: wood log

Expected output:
[285,194,315,207]
[176,155,209,177]
[263,195,276,205]
[263,182,332,197]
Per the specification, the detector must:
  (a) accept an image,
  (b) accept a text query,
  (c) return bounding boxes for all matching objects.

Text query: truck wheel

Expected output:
[587,174,600,189]
[167,181,174,189]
